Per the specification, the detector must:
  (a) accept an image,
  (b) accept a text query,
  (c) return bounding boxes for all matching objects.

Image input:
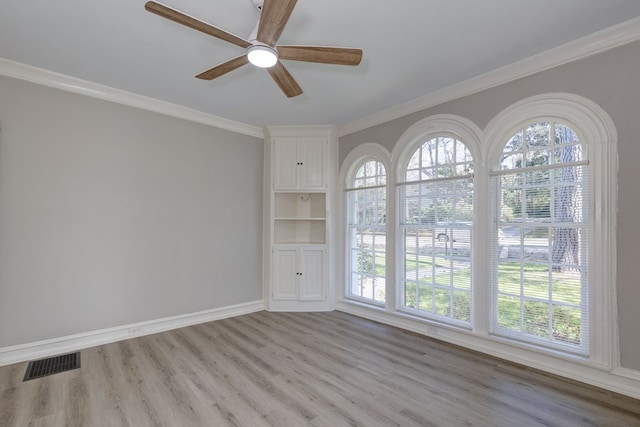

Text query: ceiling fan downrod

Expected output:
[246,1,277,67]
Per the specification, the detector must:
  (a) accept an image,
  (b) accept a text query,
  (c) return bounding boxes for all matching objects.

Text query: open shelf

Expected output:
[274,220,326,244]
[274,193,326,219]
[273,192,326,244]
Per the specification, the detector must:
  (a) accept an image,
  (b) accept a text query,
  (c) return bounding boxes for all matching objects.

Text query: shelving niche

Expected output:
[274,193,326,244]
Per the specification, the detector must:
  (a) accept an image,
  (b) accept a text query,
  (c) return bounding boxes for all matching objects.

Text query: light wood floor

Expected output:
[1,311,639,426]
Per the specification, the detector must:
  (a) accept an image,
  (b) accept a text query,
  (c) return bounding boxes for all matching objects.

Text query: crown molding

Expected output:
[264,124,336,138]
[4,14,640,141]
[0,58,264,139]
[337,16,640,137]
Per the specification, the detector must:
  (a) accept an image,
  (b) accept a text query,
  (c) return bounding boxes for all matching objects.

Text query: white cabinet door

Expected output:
[273,139,299,189]
[272,249,298,300]
[299,138,326,190]
[299,247,325,301]
[273,138,326,190]
[272,247,326,302]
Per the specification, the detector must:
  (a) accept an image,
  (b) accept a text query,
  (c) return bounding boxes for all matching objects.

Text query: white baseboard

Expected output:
[614,366,640,382]
[0,300,264,367]
[336,301,640,400]
[266,300,335,312]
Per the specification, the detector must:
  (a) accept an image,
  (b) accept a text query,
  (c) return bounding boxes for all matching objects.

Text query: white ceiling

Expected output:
[2,0,640,129]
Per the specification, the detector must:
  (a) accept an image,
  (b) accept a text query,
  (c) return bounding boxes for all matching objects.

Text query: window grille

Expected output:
[398,136,473,325]
[489,122,589,353]
[346,159,387,304]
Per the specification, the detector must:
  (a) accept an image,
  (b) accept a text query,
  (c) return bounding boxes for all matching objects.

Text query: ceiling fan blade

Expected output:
[195,55,249,80]
[257,0,297,47]
[278,46,363,66]
[145,1,251,49]
[267,62,303,98]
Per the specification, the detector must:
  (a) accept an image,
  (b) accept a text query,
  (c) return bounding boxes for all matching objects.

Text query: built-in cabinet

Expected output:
[272,247,325,301]
[263,127,336,311]
[273,137,326,190]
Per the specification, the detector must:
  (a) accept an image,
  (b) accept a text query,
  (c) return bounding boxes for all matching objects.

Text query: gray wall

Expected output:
[0,76,263,347]
[340,40,640,371]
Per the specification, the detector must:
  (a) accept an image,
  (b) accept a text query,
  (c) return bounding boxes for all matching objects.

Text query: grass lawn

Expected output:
[403,258,582,344]
[495,261,582,344]
[375,253,386,276]
[404,254,472,321]
[356,240,583,345]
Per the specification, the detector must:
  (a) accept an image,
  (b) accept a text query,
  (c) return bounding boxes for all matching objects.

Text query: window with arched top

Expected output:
[346,158,387,304]
[490,121,589,352]
[399,135,474,325]
[340,97,616,367]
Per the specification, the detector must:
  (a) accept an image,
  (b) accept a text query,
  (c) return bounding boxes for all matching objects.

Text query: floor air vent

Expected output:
[23,352,81,381]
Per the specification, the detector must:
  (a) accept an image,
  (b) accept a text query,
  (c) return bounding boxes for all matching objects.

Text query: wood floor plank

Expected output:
[259,314,511,424]
[168,327,306,426]
[1,311,639,426]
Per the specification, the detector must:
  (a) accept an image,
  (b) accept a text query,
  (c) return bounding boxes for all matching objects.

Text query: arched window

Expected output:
[490,121,589,352]
[339,97,615,374]
[484,93,617,362]
[399,135,474,325]
[346,158,387,304]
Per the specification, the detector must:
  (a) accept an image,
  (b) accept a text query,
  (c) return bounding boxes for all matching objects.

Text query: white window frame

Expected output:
[483,93,617,366]
[489,120,589,354]
[339,144,392,309]
[339,95,617,370]
[392,115,483,326]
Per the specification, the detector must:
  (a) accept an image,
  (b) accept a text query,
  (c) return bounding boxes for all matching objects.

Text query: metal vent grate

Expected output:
[23,352,81,381]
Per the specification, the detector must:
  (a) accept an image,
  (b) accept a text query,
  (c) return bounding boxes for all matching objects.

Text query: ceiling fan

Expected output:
[145,0,363,97]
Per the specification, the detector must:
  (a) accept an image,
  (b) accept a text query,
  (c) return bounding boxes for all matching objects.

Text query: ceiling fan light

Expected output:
[247,45,278,68]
